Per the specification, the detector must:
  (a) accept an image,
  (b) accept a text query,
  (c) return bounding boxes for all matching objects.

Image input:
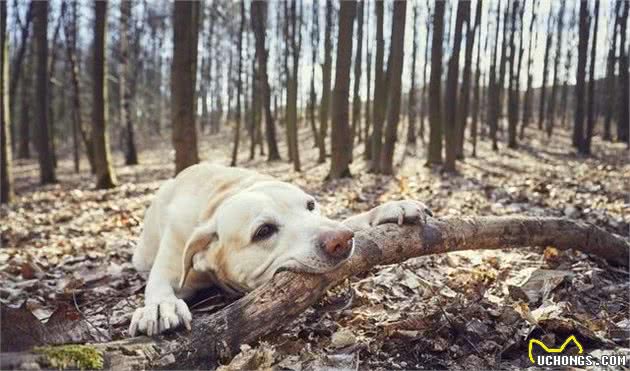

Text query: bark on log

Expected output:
[2,216,628,369]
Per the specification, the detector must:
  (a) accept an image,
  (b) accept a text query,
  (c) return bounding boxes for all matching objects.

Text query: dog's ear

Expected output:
[178,221,218,290]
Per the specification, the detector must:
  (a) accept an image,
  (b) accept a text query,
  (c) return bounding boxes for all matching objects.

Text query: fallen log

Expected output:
[2,216,628,369]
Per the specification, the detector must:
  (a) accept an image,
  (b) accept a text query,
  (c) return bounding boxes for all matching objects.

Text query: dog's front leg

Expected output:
[342,200,433,231]
[129,230,193,337]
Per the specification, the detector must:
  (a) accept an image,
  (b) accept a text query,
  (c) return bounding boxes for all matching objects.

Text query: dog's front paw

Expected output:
[371,200,433,226]
[128,298,192,337]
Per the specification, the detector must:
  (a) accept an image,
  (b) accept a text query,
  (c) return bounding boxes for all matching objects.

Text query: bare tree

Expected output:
[471,1,486,157]
[283,0,302,171]
[363,1,371,147]
[328,0,356,179]
[456,0,482,158]
[584,0,599,155]
[92,0,116,188]
[33,0,55,184]
[406,3,419,149]
[520,0,538,138]
[317,0,333,163]
[350,0,364,145]
[443,1,468,172]
[573,0,589,152]
[546,0,565,138]
[120,0,138,165]
[506,0,520,148]
[617,1,629,145]
[1,0,13,203]
[251,1,281,161]
[369,0,385,168]
[17,34,32,159]
[8,1,33,123]
[538,11,553,131]
[230,2,245,167]
[487,0,503,152]
[308,0,319,148]
[379,0,407,175]
[419,1,432,143]
[426,0,445,166]
[603,1,622,141]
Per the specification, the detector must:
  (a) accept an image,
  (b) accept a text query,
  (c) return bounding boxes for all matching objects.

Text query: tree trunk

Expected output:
[283,0,301,172]
[317,0,333,164]
[487,0,503,152]
[406,3,419,149]
[17,37,32,160]
[426,0,444,166]
[369,0,387,171]
[351,0,364,145]
[603,1,622,141]
[546,1,565,138]
[1,0,13,204]
[309,0,319,149]
[538,13,553,131]
[33,0,55,185]
[616,1,629,145]
[251,1,281,162]
[471,2,485,157]
[363,1,372,152]
[328,0,355,179]
[171,1,200,174]
[443,1,468,172]
[420,2,432,144]
[494,1,510,146]
[230,2,245,167]
[573,1,589,152]
[456,0,481,159]
[62,0,95,174]
[120,0,138,166]
[46,3,64,170]
[3,216,627,369]
[92,0,116,188]
[520,0,538,139]
[8,1,33,129]
[379,0,407,175]
[506,1,520,149]
[584,0,599,155]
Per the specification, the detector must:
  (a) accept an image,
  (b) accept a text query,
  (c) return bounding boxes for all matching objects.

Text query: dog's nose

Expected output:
[319,230,354,259]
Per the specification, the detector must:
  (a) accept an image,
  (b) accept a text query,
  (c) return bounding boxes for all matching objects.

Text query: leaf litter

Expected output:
[0,126,628,369]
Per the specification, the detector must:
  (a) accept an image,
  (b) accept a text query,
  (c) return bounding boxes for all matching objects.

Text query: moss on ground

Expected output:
[35,344,104,370]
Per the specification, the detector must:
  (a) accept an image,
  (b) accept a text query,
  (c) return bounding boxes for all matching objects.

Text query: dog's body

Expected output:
[130,163,430,336]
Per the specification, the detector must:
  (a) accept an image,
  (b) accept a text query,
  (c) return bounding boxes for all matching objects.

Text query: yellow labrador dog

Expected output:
[129,163,431,336]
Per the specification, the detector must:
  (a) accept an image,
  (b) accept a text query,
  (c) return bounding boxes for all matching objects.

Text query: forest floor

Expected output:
[1,122,629,370]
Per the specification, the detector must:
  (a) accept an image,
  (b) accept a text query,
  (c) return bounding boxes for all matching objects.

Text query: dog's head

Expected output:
[178,181,354,293]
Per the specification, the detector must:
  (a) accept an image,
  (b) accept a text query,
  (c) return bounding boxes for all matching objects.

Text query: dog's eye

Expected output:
[307,200,315,211]
[253,223,278,242]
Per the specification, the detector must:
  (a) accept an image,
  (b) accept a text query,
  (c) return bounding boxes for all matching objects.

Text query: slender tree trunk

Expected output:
[328,0,356,179]
[471,1,485,157]
[309,0,319,149]
[426,0,445,166]
[230,2,245,167]
[419,2,432,143]
[17,38,32,159]
[406,3,419,149]
[603,1,622,141]
[584,0,599,154]
[318,0,333,164]
[379,0,407,175]
[283,0,301,172]
[63,0,94,173]
[363,1,372,151]
[351,1,364,145]
[8,1,33,130]
[506,1,520,149]
[33,0,55,184]
[249,57,258,160]
[456,0,481,159]
[616,1,629,145]
[520,0,538,139]
[46,4,64,169]
[1,0,13,204]
[369,0,387,171]
[538,13,553,131]
[120,0,138,166]
[251,1,281,161]
[573,1,589,152]
[546,1,565,138]
[495,1,510,141]
[487,0,503,152]
[92,0,116,188]
[443,1,468,172]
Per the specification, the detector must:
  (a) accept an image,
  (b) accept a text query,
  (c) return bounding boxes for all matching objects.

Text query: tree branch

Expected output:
[2,216,627,369]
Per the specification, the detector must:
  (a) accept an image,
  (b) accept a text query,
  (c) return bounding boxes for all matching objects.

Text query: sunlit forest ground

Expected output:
[1,122,629,369]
